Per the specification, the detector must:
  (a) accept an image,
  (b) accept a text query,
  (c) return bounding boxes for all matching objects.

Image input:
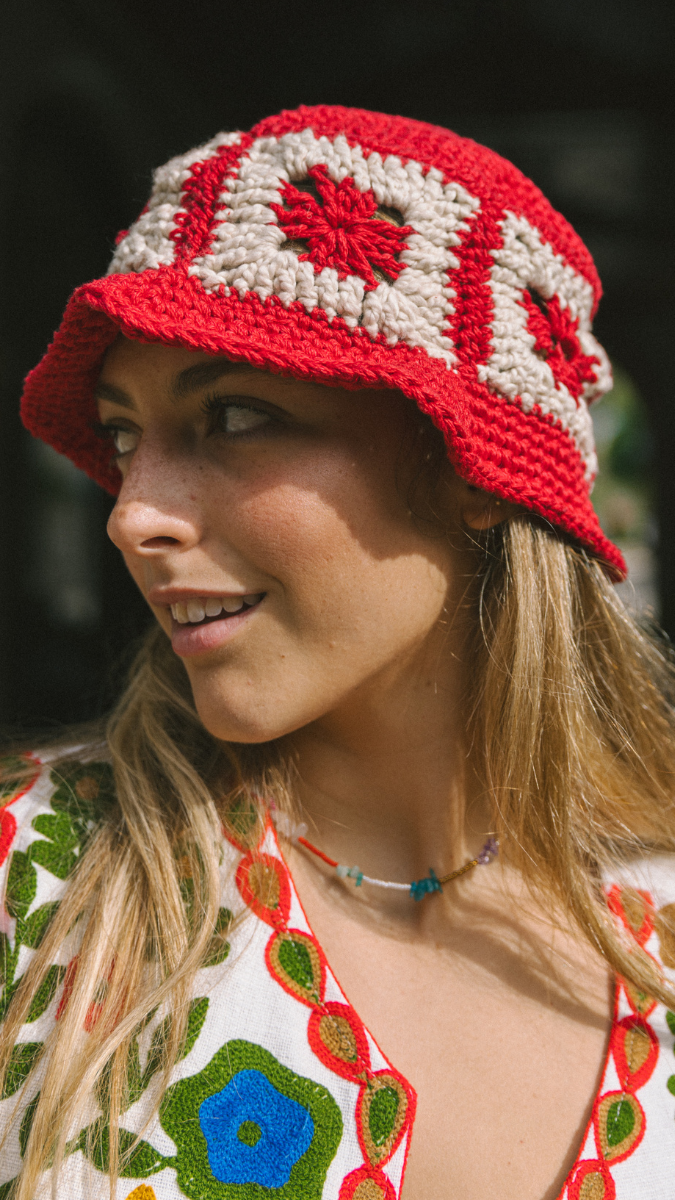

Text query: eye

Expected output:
[202,395,274,437]
[221,404,271,434]
[111,428,139,456]
[93,421,139,459]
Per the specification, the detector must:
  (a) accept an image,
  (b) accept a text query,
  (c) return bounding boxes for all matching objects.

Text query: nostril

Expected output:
[141,536,181,549]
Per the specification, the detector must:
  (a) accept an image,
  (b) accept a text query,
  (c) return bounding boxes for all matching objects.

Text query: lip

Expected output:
[170,598,263,657]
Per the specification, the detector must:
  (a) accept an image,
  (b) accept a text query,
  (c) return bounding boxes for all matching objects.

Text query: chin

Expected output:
[190,684,290,745]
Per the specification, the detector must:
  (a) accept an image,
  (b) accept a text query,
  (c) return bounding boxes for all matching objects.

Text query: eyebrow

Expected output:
[170,359,260,399]
[94,359,260,409]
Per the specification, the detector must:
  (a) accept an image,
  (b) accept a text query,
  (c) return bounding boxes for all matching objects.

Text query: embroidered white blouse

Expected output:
[1,754,674,1200]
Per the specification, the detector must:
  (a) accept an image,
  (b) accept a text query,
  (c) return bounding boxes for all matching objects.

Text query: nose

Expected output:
[106,451,202,557]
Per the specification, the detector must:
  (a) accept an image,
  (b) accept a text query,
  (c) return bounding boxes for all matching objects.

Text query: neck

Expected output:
[281,627,489,897]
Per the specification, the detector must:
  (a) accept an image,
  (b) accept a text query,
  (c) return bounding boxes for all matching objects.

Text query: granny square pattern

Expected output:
[20,105,624,577]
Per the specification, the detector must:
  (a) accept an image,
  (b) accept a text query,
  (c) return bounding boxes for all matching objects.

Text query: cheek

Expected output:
[219,476,451,648]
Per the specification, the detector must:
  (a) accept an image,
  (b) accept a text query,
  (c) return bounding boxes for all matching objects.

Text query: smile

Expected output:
[170,594,264,625]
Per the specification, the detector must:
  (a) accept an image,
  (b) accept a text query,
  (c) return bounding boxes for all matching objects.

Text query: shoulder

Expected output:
[0,751,115,948]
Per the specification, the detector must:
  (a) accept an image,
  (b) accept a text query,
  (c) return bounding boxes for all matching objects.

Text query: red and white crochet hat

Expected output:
[21,104,625,577]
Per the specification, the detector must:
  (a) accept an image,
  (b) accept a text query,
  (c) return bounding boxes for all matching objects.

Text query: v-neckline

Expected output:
[238,822,662,1200]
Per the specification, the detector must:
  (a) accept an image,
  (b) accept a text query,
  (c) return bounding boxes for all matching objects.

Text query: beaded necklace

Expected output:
[271,809,499,901]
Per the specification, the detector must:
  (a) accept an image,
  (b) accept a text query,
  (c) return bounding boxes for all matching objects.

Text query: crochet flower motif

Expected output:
[522,289,599,403]
[199,1069,314,1187]
[272,165,413,291]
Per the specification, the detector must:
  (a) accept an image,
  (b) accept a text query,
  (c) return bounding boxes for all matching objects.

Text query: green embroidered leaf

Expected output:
[30,812,79,880]
[666,1010,675,1037]
[140,996,209,1094]
[18,901,60,949]
[1,1043,42,1099]
[0,933,21,1022]
[96,1035,144,1117]
[668,1074,675,1096]
[19,1091,40,1156]
[0,932,18,991]
[142,1016,171,1089]
[5,851,37,921]
[223,795,260,846]
[203,907,232,967]
[0,1179,17,1199]
[78,1116,171,1177]
[182,997,209,1060]
[605,1097,635,1147]
[26,965,66,1023]
[278,938,314,991]
[369,1085,399,1147]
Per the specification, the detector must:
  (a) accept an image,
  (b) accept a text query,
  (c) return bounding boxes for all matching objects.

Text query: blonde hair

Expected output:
[2,517,675,1197]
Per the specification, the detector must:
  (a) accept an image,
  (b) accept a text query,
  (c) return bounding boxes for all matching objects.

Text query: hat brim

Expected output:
[21,266,626,580]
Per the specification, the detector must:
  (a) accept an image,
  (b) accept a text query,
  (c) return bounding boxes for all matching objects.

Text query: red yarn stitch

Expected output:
[272,165,413,289]
[339,1164,397,1200]
[521,290,599,403]
[19,104,626,580]
[172,134,253,263]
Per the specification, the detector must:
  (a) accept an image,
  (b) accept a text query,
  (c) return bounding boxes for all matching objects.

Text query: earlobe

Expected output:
[460,489,517,531]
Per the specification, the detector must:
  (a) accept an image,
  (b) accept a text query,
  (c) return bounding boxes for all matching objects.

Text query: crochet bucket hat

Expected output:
[20,104,625,577]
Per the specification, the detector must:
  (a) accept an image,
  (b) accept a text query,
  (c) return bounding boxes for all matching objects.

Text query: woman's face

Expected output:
[98,337,476,743]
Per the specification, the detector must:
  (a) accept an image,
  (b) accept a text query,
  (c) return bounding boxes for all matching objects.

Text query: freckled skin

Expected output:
[98,337,612,1200]
[100,337,475,745]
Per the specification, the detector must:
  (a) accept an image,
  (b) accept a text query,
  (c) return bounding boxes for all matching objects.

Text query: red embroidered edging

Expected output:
[562,888,660,1199]
[0,753,42,866]
[567,1159,615,1200]
[307,1000,371,1081]
[235,850,291,931]
[339,1163,397,1200]
[236,831,417,1195]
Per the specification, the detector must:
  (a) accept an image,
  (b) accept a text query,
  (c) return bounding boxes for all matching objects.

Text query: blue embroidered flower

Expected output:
[199,1068,314,1187]
[161,1039,342,1200]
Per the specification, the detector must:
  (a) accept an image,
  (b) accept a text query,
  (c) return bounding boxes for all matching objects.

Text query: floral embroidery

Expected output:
[160,1038,342,1199]
[232,819,417,1197]
[199,1068,314,1185]
[124,1188,158,1200]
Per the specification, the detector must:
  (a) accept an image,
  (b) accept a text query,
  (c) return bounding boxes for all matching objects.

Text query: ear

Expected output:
[458,482,520,531]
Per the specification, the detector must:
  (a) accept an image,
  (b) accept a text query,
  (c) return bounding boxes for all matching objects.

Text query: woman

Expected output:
[1,104,674,1200]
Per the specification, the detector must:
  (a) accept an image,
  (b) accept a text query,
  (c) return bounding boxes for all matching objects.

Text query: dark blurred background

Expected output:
[1,0,673,731]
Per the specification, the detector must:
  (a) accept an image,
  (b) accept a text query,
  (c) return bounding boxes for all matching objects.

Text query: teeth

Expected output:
[170,594,262,624]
